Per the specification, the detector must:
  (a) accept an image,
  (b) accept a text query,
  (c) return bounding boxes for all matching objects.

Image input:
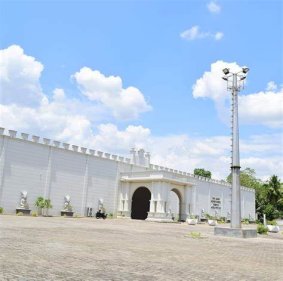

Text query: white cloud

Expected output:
[0,45,44,106]
[192,61,283,128]
[207,1,221,14]
[0,45,282,181]
[73,67,151,120]
[214,32,224,40]
[266,81,277,91]
[180,26,224,41]
[239,87,283,128]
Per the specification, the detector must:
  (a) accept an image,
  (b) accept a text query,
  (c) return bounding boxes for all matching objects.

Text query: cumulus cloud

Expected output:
[207,1,221,14]
[0,45,282,180]
[239,86,283,128]
[192,61,283,128]
[180,26,223,41]
[0,45,44,106]
[73,67,151,120]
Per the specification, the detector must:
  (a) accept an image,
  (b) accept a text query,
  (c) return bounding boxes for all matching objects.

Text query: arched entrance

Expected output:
[168,188,182,221]
[131,187,151,220]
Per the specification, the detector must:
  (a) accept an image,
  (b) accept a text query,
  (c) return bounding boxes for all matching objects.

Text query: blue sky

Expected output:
[0,0,282,180]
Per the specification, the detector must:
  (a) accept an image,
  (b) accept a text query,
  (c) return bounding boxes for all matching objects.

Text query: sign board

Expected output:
[211,196,221,209]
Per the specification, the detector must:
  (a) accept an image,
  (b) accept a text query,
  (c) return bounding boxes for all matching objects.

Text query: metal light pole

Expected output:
[222,67,249,229]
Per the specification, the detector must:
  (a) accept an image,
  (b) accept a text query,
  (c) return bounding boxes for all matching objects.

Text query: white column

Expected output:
[0,136,7,206]
[44,146,53,199]
[81,155,89,215]
[192,186,197,215]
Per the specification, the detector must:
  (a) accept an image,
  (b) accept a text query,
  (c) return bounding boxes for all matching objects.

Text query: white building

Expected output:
[0,128,256,221]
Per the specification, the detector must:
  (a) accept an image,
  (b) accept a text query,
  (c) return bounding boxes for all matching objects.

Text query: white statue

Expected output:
[19,191,29,209]
[63,195,72,211]
[98,198,104,212]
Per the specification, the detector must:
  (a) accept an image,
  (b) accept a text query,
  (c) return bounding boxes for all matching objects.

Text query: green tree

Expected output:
[34,196,45,215]
[226,168,261,189]
[194,168,211,179]
[226,168,283,221]
[34,197,53,216]
[266,175,282,207]
[44,199,53,216]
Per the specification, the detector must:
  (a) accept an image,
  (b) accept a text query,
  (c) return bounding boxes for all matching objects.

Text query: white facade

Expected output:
[0,128,256,221]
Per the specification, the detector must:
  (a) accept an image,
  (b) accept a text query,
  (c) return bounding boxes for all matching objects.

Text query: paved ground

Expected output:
[0,216,282,281]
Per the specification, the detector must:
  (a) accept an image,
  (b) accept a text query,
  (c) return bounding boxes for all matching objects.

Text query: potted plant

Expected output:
[266,220,280,233]
[205,213,217,226]
[43,199,53,216]
[186,214,198,225]
[35,196,45,215]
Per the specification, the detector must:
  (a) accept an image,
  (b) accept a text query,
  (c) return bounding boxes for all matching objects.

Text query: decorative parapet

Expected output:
[104,153,110,159]
[72,145,78,152]
[32,135,40,143]
[53,140,60,147]
[63,143,70,149]
[9,130,17,138]
[0,127,259,194]
[43,138,51,145]
[21,133,29,140]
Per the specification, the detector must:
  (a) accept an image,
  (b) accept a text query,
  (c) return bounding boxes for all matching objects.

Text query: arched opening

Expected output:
[131,187,151,220]
[168,189,181,221]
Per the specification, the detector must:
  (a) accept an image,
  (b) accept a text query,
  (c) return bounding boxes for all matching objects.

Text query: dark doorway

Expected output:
[131,187,151,220]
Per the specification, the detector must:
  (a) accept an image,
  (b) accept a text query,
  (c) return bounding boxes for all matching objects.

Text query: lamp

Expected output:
[242,67,249,74]
[223,68,230,75]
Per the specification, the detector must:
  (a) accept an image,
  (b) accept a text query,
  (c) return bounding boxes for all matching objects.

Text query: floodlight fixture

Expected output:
[240,76,246,81]
[222,77,228,81]
[223,68,230,75]
[242,67,249,74]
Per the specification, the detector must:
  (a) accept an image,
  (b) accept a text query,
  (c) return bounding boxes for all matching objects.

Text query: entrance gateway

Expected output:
[118,171,193,222]
[131,187,151,220]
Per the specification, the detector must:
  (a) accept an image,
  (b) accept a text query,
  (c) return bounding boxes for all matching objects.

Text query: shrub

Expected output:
[217,218,225,224]
[242,218,250,224]
[17,212,24,216]
[257,224,268,234]
[31,211,38,217]
[186,232,205,239]
[266,220,277,225]
[0,207,3,214]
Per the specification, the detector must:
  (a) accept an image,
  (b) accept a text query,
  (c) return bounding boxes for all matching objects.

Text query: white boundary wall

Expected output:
[0,128,255,220]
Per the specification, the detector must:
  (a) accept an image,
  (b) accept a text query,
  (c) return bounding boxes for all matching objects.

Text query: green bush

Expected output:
[266,220,277,225]
[17,212,24,216]
[0,207,3,214]
[242,218,250,224]
[257,224,268,234]
[217,218,226,224]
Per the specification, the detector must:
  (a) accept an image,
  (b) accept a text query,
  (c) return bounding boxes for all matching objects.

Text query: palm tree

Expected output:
[266,175,282,207]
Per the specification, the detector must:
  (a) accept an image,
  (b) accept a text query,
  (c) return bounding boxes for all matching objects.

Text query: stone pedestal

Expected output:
[16,208,31,215]
[116,211,131,218]
[214,226,257,238]
[146,212,174,223]
[61,211,74,217]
